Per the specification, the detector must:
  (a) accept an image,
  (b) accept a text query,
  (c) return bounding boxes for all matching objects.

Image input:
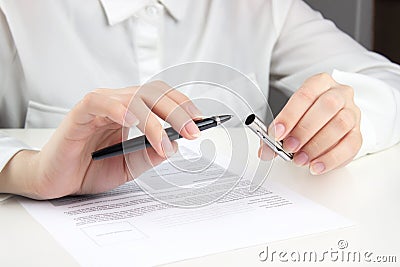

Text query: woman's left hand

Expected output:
[259,73,362,175]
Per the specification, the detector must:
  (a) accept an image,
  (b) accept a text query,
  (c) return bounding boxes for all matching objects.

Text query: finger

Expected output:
[95,84,202,139]
[90,84,203,119]
[308,129,362,175]
[147,81,203,118]
[269,73,337,140]
[63,92,139,140]
[129,98,173,158]
[282,88,346,153]
[258,141,276,161]
[293,108,357,166]
[89,88,135,105]
[139,88,200,140]
[72,91,139,126]
[125,141,178,180]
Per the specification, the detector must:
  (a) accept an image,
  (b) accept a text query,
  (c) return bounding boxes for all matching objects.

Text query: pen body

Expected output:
[245,114,293,161]
[91,127,181,160]
[92,116,229,160]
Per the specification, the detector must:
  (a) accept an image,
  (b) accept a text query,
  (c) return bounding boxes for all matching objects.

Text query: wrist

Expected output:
[0,150,41,199]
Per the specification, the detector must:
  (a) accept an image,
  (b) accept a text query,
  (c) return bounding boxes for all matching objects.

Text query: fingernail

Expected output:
[310,162,325,175]
[184,121,201,138]
[271,123,285,140]
[284,136,300,152]
[125,112,140,126]
[187,104,203,119]
[161,134,175,158]
[293,152,309,166]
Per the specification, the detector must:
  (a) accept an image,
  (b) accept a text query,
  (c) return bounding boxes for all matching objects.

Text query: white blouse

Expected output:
[0,0,400,171]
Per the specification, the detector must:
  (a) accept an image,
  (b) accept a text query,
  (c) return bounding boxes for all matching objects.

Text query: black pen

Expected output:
[92,115,233,160]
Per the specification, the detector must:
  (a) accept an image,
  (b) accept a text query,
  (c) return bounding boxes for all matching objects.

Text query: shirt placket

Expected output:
[134,2,164,84]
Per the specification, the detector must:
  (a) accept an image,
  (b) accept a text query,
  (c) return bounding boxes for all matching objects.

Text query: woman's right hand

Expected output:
[0,81,202,199]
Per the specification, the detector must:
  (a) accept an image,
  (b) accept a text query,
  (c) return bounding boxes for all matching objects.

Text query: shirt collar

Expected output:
[99,0,188,26]
[159,0,188,22]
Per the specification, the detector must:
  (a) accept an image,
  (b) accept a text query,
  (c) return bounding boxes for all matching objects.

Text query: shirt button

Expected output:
[145,5,159,17]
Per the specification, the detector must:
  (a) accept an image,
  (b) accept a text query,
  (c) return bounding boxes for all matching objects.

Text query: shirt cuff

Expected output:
[332,69,400,159]
[0,133,31,201]
[0,132,31,172]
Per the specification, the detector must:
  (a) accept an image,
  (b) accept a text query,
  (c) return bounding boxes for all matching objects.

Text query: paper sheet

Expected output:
[19,145,353,267]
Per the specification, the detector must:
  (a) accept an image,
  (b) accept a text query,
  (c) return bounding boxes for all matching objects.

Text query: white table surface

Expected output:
[0,129,399,267]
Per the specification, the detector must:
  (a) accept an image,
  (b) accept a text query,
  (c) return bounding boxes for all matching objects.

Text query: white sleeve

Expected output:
[0,9,32,175]
[270,0,400,158]
[332,70,400,158]
[0,132,31,200]
[0,132,31,172]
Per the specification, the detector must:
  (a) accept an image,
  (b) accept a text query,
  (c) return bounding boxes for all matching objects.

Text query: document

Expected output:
[19,143,353,267]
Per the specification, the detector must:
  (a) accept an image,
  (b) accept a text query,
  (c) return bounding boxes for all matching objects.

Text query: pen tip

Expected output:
[219,115,233,124]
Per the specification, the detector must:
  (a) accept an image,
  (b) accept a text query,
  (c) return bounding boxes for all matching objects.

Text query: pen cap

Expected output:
[245,114,268,134]
[245,114,293,161]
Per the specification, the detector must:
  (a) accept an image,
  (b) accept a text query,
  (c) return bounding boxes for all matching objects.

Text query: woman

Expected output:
[0,0,399,199]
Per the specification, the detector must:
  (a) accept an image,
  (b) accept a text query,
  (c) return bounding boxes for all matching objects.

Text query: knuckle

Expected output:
[350,130,363,153]
[321,91,344,111]
[129,96,142,107]
[317,72,332,81]
[297,121,313,134]
[342,85,354,98]
[115,103,127,115]
[178,93,191,103]
[92,88,106,94]
[135,84,150,97]
[143,118,162,133]
[305,138,323,157]
[324,150,341,168]
[296,88,316,103]
[335,109,356,131]
[81,91,98,106]
[331,150,342,166]
[129,86,140,95]
[341,131,362,158]
[150,80,170,89]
